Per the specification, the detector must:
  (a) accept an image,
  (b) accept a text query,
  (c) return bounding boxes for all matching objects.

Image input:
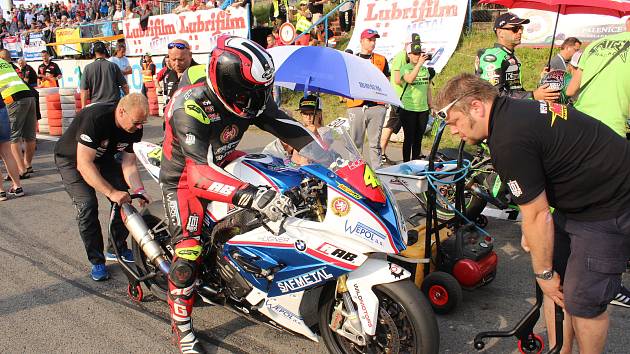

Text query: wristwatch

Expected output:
[534,270,554,280]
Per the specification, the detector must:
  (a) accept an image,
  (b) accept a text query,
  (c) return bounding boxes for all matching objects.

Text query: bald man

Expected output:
[163,39,198,106]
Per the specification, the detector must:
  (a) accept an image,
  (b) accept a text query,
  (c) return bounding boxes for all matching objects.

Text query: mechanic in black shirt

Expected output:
[435,74,630,353]
[54,93,149,282]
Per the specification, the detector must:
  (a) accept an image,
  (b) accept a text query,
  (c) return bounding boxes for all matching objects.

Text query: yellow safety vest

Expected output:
[142,62,154,83]
[0,59,30,100]
[295,14,312,33]
[273,0,289,18]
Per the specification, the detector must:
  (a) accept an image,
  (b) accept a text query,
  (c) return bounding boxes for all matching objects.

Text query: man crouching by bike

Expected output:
[55,93,150,281]
[161,35,323,353]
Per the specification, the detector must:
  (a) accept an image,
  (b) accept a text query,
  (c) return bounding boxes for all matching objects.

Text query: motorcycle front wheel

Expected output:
[319,280,440,354]
[131,213,171,301]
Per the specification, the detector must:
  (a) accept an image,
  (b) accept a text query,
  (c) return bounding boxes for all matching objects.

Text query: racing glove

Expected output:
[233,185,294,222]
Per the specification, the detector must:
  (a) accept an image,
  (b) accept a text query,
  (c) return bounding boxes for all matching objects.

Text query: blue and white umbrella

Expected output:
[267,45,401,106]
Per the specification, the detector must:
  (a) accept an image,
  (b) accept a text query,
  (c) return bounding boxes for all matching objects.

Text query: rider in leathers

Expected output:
[160,36,319,353]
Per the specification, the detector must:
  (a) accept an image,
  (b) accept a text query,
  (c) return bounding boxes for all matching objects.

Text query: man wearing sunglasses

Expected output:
[475,12,560,101]
[54,93,150,282]
[162,40,198,109]
[435,74,630,354]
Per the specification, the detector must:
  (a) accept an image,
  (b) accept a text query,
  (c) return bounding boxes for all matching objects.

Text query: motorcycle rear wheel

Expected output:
[319,280,439,354]
[419,148,487,222]
[131,213,171,301]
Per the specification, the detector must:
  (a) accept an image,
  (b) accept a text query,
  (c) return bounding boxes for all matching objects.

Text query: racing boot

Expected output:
[169,286,206,354]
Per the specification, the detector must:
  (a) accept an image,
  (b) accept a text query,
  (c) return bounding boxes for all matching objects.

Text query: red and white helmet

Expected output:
[207,35,275,118]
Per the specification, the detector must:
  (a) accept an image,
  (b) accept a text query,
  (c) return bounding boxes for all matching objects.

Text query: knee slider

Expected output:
[169,258,197,288]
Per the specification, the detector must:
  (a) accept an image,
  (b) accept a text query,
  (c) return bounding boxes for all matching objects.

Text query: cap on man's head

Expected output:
[494,12,530,30]
[404,32,421,45]
[93,41,108,55]
[407,41,422,55]
[361,29,380,40]
[299,94,322,112]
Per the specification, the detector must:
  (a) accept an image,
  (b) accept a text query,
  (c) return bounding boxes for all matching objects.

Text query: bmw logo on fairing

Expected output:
[294,240,307,252]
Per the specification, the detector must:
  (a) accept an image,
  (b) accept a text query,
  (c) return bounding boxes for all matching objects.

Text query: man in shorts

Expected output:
[436,74,630,353]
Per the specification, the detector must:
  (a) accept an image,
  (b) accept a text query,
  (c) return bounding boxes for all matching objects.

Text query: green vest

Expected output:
[0,59,30,99]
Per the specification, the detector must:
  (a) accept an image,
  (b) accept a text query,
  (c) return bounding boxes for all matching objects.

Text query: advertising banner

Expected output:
[22,32,47,61]
[511,9,629,46]
[346,0,469,72]
[56,27,82,56]
[2,36,22,58]
[123,8,250,56]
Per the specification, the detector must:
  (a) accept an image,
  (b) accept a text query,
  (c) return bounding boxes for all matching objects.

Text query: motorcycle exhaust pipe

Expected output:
[121,204,171,275]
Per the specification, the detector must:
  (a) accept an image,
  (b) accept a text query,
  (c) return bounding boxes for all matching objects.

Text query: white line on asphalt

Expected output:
[37,134,60,142]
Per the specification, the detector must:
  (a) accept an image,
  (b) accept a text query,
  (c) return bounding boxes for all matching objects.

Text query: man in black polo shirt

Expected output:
[37,50,62,87]
[54,93,149,281]
[80,41,129,107]
[435,74,630,353]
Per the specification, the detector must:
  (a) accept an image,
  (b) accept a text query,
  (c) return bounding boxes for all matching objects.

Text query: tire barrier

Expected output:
[59,88,77,133]
[38,87,61,136]
[145,81,160,116]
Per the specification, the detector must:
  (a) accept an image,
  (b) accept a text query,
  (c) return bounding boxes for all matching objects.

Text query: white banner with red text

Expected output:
[123,8,250,56]
[346,0,468,73]
[511,9,630,46]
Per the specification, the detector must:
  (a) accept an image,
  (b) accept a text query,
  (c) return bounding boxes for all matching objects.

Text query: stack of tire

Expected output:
[59,87,78,133]
[37,87,61,136]
[144,82,159,116]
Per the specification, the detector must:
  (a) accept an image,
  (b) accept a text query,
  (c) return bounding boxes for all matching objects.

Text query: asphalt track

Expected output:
[0,117,627,353]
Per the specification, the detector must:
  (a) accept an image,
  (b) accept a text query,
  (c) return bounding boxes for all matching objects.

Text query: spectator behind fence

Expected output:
[295,2,313,46]
[270,0,290,26]
[173,0,191,14]
[0,50,37,184]
[346,29,390,169]
[309,0,328,24]
[338,0,355,35]
[38,50,63,87]
[80,41,129,107]
[549,37,582,72]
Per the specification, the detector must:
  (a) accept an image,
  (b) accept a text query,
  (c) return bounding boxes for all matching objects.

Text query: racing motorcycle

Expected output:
[125,122,440,354]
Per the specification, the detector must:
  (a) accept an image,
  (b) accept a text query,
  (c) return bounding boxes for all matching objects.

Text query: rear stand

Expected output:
[108,196,162,302]
[473,281,564,354]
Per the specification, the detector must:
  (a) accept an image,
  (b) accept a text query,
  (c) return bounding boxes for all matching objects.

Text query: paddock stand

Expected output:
[473,281,564,354]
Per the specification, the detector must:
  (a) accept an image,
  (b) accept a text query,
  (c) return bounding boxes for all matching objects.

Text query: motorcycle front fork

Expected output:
[329,275,367,346]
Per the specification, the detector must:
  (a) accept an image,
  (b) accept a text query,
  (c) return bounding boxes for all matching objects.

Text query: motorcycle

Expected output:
[124,123,440,353]
[417,141,518,227]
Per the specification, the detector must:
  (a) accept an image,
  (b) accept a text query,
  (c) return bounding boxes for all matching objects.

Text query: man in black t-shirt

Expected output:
[435,74,630,353]
[54,93,149,282]
[80,41,129,107]
[37,50,62,87]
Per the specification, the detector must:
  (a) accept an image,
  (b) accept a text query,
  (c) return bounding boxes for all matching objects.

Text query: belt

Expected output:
[3,90,30,104]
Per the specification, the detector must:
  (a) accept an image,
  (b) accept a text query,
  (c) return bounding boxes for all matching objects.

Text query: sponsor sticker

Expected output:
[80,134,93,143]
[277,267,333,293]
[389,262,404,278]
[184,100,210,124]
[315,242,358,263]
[331,197,350,217]
[353,283,373,328]
[344,220,385,246]
[549,103,568,127]
[337,183,362,199]
[294,239,307,252]
[185,133,196,145]
[220,124,239,144]
[507,180,523,197]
